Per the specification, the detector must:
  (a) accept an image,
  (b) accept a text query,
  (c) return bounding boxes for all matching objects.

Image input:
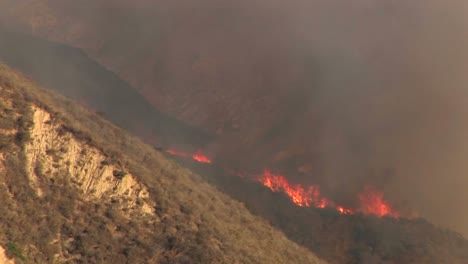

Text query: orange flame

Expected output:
[165,147,402,218]
[192,150,212,163]
[337,206,354,215]
[258,169,401,218]
[358,185,399,217]
[259,169,333,208]
[166,148,212,164]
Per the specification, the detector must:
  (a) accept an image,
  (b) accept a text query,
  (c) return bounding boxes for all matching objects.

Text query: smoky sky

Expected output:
[1,0,468,236]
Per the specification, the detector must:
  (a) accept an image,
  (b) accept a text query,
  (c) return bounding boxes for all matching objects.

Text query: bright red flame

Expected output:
[166,148,212,164]
[192,150,212,163]
[259,169,333,208]
[358,185,399,217]
[165,147,402,218]
[258,169,401,218]
[337,206,354,215]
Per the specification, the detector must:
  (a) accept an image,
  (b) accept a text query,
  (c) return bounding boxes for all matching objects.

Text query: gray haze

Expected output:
[1,0,468,236]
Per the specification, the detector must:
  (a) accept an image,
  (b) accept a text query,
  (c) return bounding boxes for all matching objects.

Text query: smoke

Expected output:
[292,1,468,234]
[279,1,468,234]
[1,0,468,236]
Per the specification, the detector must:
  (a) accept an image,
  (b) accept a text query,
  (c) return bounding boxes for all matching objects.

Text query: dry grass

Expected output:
[0,64,325,263]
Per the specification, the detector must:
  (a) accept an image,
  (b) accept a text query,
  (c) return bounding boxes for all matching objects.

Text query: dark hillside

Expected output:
[0,28,212,151]
[174,157,468,264]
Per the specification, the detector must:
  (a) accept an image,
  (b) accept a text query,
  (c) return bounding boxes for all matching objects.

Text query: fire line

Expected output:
[165,148,401,218]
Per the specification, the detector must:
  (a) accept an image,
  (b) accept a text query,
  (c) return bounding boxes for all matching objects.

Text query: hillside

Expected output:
[2,1,468,237]
[0,36,467,264]
[0,16,467,263]
[168,158,468,264]
[0,64,325,263]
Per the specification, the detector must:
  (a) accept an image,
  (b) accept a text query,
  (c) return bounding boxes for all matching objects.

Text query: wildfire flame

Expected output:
[258,169,400,217]
[166,148,212,164]
[165,148,402,218]
[192,150,212,163]
[337,206,354,215]
[260,169,331,208]
[358,185,399,217]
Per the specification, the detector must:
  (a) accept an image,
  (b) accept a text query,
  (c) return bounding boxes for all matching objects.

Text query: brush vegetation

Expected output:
[201,167,468,264]
[0,64,324,263]
[1,36,468,263]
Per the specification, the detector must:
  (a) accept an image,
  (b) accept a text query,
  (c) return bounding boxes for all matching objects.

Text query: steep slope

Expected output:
[0,64,325,263]
[3,1,468,237]
[0,45,467,264]
[156,153,468,264]
[208,168,468,264]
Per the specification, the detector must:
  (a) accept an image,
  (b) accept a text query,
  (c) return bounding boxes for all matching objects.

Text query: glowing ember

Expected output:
[192,150,212,163]
[166,148,212,164]
[358,185,399,217]
[337,206,354,215]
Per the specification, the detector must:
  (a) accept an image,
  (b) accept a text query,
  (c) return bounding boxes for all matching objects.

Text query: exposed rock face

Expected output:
[24,106,154,215]
[0,246,15,264]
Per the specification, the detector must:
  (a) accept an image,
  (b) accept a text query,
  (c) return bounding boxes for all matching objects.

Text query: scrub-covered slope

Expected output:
[3,2,468,238]
[0,64,324,263]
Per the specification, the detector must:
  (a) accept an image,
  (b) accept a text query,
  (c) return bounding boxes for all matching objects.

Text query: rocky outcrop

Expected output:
[24,106,154,215]
[0,246,15,264]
